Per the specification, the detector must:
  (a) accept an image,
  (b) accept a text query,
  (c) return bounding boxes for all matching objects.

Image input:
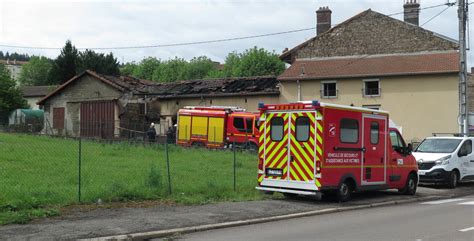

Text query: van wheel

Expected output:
[336,181,352,202]
[399,173,417,195]
[447,170,459,189]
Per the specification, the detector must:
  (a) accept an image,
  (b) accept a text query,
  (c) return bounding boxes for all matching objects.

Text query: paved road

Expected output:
[1,184,472,240]
[179,195,474,241]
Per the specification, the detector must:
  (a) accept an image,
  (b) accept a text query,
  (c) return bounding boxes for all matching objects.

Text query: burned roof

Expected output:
[37,70,278,105]
[143,76,279,99]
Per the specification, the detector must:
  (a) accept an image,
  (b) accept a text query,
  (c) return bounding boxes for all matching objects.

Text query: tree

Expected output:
[221,47,285,77]
[187,56,216,80]
[221,52,241,77]
[132,57,161,80]
[77,50,120,76]
[120,62,138,76]
[152,57,188,82]
[0,65,27,123]
[48,40,79,84]
[18,56,53,86]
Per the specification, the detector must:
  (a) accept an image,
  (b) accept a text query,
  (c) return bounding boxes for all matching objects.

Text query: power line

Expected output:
[0,2,454,51]
[421,4,453,26]
[0,27,316,51]
[387,2,453,17]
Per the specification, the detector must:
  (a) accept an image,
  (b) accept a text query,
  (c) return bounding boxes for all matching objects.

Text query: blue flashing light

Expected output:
[258,102,265,109]
[312,100,319,106]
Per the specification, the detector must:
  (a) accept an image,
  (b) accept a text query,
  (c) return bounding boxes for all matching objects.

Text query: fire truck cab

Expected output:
[256,101,418,201]
[177,106,260,149]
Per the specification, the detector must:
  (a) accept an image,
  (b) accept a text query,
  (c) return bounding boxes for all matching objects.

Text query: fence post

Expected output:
[233,137,236,192]
[78,137,82,203]
[165,136,172,195]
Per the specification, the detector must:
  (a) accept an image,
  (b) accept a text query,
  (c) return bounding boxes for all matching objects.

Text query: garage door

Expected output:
[80,101,115,138]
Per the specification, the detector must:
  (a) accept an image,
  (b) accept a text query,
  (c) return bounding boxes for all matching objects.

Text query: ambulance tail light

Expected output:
[258,158,264,171]
[316,161,321,174]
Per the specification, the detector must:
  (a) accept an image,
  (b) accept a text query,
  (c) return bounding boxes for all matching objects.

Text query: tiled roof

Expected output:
[21,85,57,97]
[278,51,459,80]
[144,76,279,99]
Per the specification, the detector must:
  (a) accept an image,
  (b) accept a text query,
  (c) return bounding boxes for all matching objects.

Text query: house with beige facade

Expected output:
[278,1,459,142]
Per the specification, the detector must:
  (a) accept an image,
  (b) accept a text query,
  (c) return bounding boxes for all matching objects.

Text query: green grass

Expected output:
[0,133,266,225]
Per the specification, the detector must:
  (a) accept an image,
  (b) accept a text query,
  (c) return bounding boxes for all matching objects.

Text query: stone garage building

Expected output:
[37,70,157,138]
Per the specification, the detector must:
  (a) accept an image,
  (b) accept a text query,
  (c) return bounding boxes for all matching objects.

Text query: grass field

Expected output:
[0,133,266,225]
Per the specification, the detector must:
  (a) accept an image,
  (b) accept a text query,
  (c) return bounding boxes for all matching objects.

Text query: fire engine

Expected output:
[256,101,418,201]
[176,106,260,149]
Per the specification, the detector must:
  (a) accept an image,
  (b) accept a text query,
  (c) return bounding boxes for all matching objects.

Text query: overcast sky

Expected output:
[0,0,467,64]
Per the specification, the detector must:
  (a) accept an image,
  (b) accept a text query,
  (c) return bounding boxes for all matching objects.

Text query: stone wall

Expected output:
[43,75,122,136]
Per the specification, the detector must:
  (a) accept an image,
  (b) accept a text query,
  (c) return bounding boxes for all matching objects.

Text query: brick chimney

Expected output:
[316,6,332,35]
[404,0,420,26]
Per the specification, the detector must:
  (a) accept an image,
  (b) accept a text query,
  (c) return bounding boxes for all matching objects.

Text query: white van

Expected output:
[412,136,474,188]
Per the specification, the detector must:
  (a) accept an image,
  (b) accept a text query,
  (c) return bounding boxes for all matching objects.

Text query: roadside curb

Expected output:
[82,194,464,241]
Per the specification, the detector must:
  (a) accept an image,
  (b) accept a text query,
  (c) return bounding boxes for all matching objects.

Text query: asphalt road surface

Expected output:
[176,195,474,241]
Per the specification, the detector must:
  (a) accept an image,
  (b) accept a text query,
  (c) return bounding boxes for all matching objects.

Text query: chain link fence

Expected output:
[0,127,258,224]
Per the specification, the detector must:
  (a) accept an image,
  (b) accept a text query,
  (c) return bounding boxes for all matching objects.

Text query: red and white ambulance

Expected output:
[256,101,418,201]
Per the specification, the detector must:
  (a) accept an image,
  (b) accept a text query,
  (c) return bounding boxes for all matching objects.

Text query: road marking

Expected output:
[458,201,474,205]
[459,227,474,232]
[421,198,465,205]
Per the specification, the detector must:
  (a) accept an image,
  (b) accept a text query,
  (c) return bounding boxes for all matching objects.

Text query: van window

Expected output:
[458,140,472,156]
[271,117,284,141]
[245,118,253,134]
[296,117,310,142]
[233,117,245,132]
[415,138,462,153]
[370,122,379,144]
[340,118,359,143]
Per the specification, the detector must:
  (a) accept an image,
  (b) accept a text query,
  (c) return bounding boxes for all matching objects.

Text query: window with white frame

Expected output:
[363,79,380,97]
[321,81,337,98]
[362,104,381,110]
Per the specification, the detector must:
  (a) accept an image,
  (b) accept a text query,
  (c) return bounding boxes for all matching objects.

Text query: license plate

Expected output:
[266,168,283,177]
[418,170,426,175]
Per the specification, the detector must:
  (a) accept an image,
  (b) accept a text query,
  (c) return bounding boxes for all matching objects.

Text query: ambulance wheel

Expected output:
[283,193,298,198]
[399,173,417,195]
[336,181,352,202]
[447,170,459,189]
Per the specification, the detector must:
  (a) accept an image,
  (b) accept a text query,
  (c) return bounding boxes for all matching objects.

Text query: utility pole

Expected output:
[458,0,469,136]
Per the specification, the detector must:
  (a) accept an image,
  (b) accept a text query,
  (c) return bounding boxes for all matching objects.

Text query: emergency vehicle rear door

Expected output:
[288,112,317,183]
[263,112,290,180]
[362,114,387,185]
